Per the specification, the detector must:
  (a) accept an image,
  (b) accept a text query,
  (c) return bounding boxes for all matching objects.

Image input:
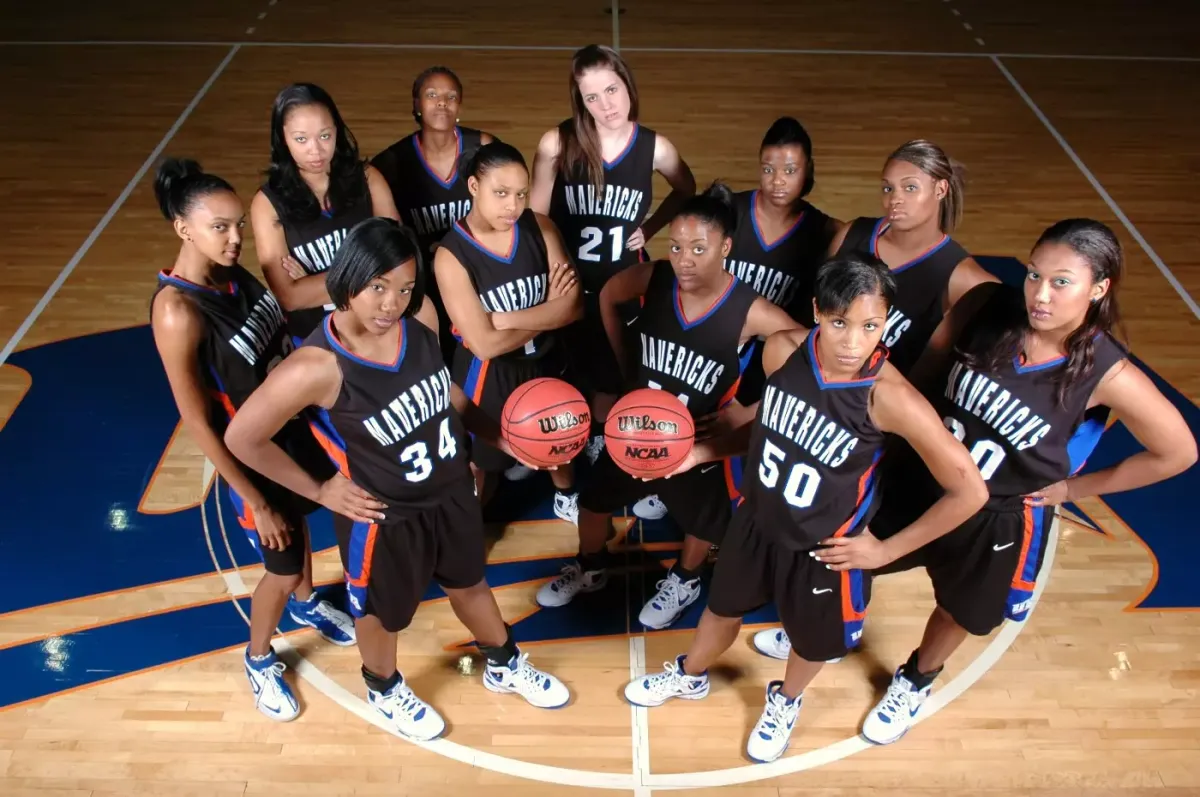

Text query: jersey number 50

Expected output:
[578,225,624,263]
[943,416,1006,481]
[398,417,458,482]
[757,439,821,508]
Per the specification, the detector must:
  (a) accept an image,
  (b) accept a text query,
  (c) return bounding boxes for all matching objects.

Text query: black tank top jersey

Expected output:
[370,126,484,257]
[259,179,375,340]
[302,315,471,522]
[150,266,333,488]
[836,216,971,374]
[724,190,833,319]
[741,330,888,550]
[438,208,556,361]
[922,286,1127,502]
[548,123,656,293]
[633,261,759,419]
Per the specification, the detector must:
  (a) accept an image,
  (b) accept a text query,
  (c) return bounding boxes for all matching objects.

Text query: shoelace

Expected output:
[644,660,689,696]
[651,576,683,610]
[254,661,288,708]
[877,679,914,718]
[392,684,427,718]
[551,563,582,591]
[506,653,549,688]
[758,690,792,734]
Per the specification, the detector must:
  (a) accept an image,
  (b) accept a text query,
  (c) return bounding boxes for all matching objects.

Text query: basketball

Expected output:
[500,377,592,468]
[603,388,695,478]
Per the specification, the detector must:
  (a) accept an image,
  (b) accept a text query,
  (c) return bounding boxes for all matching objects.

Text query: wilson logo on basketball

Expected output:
[624,445,670,459]
[537,410,591,435]
[616,414,679,434]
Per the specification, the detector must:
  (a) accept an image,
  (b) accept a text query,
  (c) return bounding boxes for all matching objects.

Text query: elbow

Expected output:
[462,334,502,362]
[1171,437,1198,477]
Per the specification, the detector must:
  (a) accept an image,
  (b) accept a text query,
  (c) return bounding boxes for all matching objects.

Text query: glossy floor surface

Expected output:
[2,1,1199,794]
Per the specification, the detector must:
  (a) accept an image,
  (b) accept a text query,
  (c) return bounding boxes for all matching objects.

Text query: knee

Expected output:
[261,570,304,595]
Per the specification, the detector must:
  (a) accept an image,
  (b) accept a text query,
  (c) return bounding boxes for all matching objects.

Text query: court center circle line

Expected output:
[201,459,1058,790]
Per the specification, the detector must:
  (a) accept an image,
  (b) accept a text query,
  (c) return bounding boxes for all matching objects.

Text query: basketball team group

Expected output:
[149,43,1196,763]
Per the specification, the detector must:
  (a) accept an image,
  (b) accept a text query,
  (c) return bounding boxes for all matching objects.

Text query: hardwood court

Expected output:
[1,0,1199,794]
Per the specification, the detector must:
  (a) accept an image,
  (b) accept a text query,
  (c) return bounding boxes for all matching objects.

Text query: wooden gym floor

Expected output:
[1,1,1199,794]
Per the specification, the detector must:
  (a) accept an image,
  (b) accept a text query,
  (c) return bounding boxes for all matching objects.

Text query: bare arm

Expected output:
[742,295,806,343]
[1040,359,1197,502]
[637,134,697,242]
[529,128,560,215]
[598,259,655,384]
[151,291,271,510]
[838,364,988,565]
[492,213,584,331]
[365,163,402,221]
[433,245,538,360]
[480,131,495,145]
[413,293,441,341]
[250,189,331,312]
[906,280,998,394]
[944,256,1001,313]
[824,217,853,259]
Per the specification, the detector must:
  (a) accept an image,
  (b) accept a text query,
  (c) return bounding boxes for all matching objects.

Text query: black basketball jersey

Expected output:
[259,178,375,340]
[633,261,759,419]
[724,190,833,319]
[437,208,555,361]
[302,315,471,521]
[150,266,334,497]
[836,216,970,374]
[370,126,483,257]
[741,330,888,550]
[548,122,656,293]
[928,287,1127,500]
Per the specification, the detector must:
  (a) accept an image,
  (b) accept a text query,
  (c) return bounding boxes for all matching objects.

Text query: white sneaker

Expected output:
[585,434,606,464]
[553,491,579,525]
[368,675,446,742]
[752,627,843,663]
[746,681,802,763]
[638,570,702,630]
[288,594,356,646]
[861,667,932,745]
[483,651,570,708]
[504,463,534,481]
[244,648,300,722]
[535,562,608,607]
[624,654,710,707]
[632,494,667,520]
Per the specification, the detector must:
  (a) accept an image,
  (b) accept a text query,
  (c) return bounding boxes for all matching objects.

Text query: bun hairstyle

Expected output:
[760,116,816,198]
[457,140,528,185]
[886,139,966,233]
[675,180,737,239]
[154,157,235,221]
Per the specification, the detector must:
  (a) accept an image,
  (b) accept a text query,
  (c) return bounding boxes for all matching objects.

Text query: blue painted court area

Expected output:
[0,255,1195,709]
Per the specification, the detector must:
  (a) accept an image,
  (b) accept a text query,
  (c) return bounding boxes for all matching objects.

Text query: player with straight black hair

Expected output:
[434,141,586,519]
[149,157,355,723]
[225,216,570,743]
[371,65,498,364]
[622,252,988,763]
[537,181,801,630]
[252,82,402,345]
[858,218,1197,746]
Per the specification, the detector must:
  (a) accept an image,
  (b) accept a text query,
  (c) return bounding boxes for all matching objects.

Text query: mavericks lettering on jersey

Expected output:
[562,184,645,223]
[362,368,454,448]
[639,333,726,395]
[883,306,911,348]
[410,200,470,238]
[293,228,350,275]
[478,274,548,314]
[725,259,797,307]
[943,361,1053,450]
[759,384,860,468]
[230,292,286,366]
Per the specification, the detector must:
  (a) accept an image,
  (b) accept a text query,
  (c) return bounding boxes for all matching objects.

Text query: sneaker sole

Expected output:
[534,575,608,608]
[752,638,790,660]
[482,675,570,709]
[746,741,789,764]
[372,707,447,742]
[622,685,710,708]
[288,613,358,646]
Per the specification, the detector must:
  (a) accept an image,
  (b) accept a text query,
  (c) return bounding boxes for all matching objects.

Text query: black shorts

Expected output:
[335,482,487,633]
[917,501,1054,636]
[452,343,568,472]
[707,502,870,662]
[227,417,337,577]
[578,450,737,545]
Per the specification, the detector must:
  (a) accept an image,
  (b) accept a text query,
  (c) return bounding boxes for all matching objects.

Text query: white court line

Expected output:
[0,43,241,368]
[201,455,1061,789]
[2,40,1200,62]
[991,55,1200,321]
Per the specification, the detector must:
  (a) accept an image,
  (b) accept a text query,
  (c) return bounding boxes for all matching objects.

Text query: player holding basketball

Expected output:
[536,182,800,630]
[252,83,401,346]
[434,142,585,521]
[224,217,570,742]
[149,158,356,722]
[371,66,496,364]
[622,252,988,763]
[635,116,847,524]
[858,218,1196,745]
[752,138,1001,661]
[530,43,697,466]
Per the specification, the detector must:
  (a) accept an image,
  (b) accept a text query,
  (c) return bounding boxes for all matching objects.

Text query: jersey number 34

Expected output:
[398,417,458,482]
